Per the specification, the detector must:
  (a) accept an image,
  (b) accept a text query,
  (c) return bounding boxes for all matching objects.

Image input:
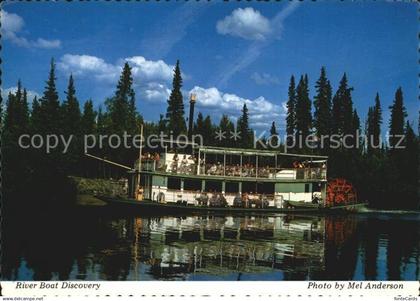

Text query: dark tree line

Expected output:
[2,60,419,209]
[285,67,418,209]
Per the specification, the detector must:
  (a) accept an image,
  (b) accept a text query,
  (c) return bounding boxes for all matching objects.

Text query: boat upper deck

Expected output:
[137,145,328,181]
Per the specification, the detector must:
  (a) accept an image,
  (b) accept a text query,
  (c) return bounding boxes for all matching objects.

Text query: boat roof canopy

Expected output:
[149,138,199,146]
[146,138,328,159]
[196,145,328,159]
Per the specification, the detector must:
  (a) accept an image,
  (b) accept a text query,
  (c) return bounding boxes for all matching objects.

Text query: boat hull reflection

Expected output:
[2,211,419,280]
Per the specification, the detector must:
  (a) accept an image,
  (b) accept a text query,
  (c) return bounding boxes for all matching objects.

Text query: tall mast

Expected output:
[188,93,196,139]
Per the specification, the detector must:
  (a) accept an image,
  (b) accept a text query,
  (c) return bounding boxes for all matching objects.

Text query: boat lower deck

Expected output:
[97,195,367,214]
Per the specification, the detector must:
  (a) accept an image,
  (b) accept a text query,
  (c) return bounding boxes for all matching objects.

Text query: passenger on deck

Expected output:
[242,192,249,208]
[171,153,179,173]
[259,194,269,208]
[193,190,201,205]
[209,192,227,207]
[216,162,223,175]
[207,164,217,175]
[249,165,255,177]
[196,192,208,206]
[154,153,160,161]
[241,164,248,177]
[234,164,241,176]
[180,155,188,174]
[199,159,205,174]
[219,193,227,207]
[233,194,242,207]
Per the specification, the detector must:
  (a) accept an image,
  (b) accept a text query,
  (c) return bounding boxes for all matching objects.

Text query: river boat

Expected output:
[90,138,367,214]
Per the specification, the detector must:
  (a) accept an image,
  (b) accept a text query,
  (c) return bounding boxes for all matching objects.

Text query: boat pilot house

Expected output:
[128,142,329,210]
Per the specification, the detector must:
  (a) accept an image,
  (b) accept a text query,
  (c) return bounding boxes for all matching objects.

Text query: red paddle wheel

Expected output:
[326,178,358,207]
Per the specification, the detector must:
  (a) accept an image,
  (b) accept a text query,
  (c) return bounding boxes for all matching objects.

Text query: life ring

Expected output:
[157,192,165,203]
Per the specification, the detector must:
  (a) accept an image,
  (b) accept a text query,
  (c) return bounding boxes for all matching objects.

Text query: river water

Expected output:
[2,210,419,280]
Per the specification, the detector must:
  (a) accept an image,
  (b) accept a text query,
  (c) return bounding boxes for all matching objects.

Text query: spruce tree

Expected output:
[194,112,205,137]
[109,62,136,134]
[352,109,361,151]
[388,87,407,151]
[60,75,83,172]
[366,93,383,153]
[269,121,279,147]
[4,92,17,132]
[166,60,186,136]
[218,114,234,147]
[372,93,382,147]
[295,75,312,142]
[313,67,332,139]
[16,79,22,103]
[62,74,81,136]
[31,96,41,133]
[39,58,61,134]
[286,75,296,140]
[401,122,418,208]
[3,85,37,203]
[418,110,420,136]
[332,73,350,135]
[342,75,354,135]
[6,81,30,133]
[3,84,29,164]
[332,73,354,136]
[96,106,107,135]
[366,106,375,153]
[157,114,166,134]
[21,89,29,132]
[4,82,29,137]
[331,93,341,135]
[81,100,97,136]
[237,103,252,148]
[203,115,214,146]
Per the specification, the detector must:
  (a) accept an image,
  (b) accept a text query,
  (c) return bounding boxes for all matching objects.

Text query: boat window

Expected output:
[205,180,222,192]
[140,175,148,187]
[242,181,257,194]
[184,179,201,191]
[225,182,239,194]
[168,177,181,190]
[312,182,321,192]
[257,182,275,194]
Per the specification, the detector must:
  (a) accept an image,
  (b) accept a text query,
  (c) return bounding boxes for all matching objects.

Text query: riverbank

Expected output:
[70,176,127,207]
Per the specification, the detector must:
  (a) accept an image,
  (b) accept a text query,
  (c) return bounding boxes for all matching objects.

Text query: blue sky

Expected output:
[2,1,418,134]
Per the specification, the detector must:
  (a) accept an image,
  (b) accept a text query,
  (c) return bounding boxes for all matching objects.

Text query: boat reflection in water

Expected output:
[1,213,419,280]
[132,215,326,280]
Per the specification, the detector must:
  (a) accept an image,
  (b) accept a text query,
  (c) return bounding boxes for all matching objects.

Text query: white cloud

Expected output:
[57,54,284,130]
[2,86,41,102]
[57,54,119,82]
[142,82,171,103]
[213,2,300,88]
[216,7,271,41]
[32,38,61,49]
[1,10,61,49]
[125,56,174,83]
[251,72,280,85]
[1,10,24,34]
[57,54,175,103]
[189,86,285,130]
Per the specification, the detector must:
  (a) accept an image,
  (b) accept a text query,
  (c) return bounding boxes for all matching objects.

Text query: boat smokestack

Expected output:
[188,93,196,139]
